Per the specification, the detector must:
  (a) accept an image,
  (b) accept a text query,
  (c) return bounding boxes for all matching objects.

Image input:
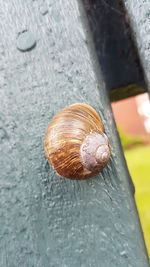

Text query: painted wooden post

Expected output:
[82,0,146,101]
[0,0,149,266]
[123,0,150,95]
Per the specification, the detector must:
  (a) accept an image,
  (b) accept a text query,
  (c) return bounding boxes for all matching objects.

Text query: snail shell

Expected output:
[44,103,110,180]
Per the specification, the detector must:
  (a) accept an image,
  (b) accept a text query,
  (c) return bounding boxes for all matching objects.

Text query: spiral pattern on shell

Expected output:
[44,103,110,179]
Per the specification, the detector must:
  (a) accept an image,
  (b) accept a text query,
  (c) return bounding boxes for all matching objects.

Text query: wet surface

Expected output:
[0,0,149,266]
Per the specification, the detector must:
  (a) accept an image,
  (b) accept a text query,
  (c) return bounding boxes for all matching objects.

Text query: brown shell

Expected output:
[44,103,110,179]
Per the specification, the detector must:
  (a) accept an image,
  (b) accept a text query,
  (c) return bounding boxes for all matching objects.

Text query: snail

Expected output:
[44,103,110,180]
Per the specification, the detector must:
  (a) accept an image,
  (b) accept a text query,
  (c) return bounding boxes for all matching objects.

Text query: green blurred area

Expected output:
[118,128,150,257]
[118,127,145,150]
[125,146,150,257]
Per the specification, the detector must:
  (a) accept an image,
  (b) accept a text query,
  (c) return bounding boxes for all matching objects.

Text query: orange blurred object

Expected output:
[112,93,150,143]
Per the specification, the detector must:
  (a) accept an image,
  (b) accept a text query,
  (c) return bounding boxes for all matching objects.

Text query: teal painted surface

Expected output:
[0,0,149,266]
[124,0,150,93]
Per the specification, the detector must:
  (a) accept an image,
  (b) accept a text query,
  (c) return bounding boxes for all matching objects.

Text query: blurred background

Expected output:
[112,93,150,257]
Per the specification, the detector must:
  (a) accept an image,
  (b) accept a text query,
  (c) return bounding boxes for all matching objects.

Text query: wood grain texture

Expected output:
[0,0,149,266]
[123,0,150,93]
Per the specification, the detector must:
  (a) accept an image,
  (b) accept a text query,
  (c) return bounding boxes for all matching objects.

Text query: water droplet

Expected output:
[42,192,46,198]
[46,247,50,252]
[39,3,48,15]
[146,10,150,17]
[0,127,8,142]
[17,30,36,52]
[120,250,127,258]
